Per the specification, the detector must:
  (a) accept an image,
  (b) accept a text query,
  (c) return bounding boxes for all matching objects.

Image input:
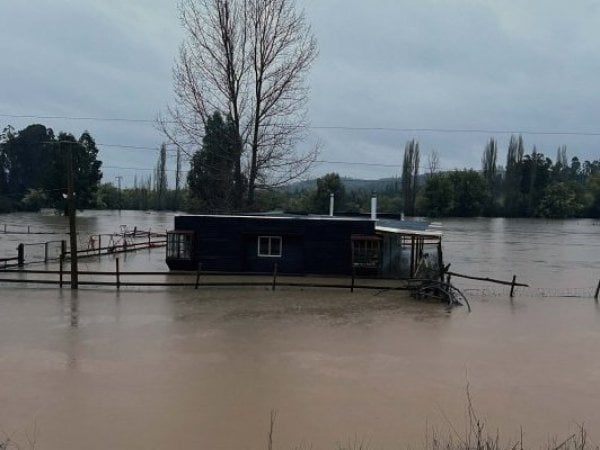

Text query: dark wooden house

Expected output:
[166,214,443,279]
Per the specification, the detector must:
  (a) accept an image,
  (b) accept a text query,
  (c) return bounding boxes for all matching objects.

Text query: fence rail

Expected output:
[0,228,166,267]
[1,223,69,235]
[0,256,19,269]
[1,263,598,301]
[0,261,431,292]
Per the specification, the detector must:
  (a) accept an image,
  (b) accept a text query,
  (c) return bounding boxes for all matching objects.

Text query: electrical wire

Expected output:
[4,112,600,136]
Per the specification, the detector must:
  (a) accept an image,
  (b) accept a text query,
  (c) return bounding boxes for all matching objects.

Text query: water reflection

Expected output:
[69,290,79,329]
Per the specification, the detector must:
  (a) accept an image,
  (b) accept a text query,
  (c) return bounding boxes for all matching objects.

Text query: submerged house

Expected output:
[166,213,443,280]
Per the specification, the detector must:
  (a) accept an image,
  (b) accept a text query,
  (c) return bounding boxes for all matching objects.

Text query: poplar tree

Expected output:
[154,143,168,209]
[482,137,498,215]
[401,139,420,216]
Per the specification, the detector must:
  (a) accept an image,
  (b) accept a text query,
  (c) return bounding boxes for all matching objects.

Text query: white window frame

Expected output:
[257,236,282,258]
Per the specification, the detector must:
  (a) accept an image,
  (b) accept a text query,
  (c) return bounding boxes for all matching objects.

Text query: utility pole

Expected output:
[115,175,123,211]
[65,140,79,289]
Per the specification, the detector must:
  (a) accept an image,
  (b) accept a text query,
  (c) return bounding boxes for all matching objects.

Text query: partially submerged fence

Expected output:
[1,229,166,267]
[1,223,69,235]
[1,259,598,302]
[0,259,431,292]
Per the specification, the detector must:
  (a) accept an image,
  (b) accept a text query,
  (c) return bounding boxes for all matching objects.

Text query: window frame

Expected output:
[257,235,282,258]
[166,231,194,260]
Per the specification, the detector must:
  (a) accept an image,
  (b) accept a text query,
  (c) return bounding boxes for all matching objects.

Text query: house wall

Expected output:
[167,215,375,275]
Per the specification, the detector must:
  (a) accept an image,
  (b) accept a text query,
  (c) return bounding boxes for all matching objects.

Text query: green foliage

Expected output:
[0,124,103,212]
[448,170,488,216]
[21,189,48,212]
[187,112,243,213]
[535,182,585,218]
[44,132,103,210]
[417,170,487,217]
[95,183,120,209]
[584,174,600,218]
[482,138,499,215]
[1,124,55,198]
[503,135,524,217]
[154,143,168,210]
[401,139,420,216]
[420,173,454,217]
[311,173,346,214]
[253,189,289,212]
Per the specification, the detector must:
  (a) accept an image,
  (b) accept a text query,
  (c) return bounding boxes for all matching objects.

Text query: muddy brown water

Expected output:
[0,212,599,449]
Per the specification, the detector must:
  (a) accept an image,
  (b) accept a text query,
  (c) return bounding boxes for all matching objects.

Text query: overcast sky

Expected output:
[2,0,600,186]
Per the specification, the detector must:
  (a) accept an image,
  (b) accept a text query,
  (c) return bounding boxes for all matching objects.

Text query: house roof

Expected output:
[175,213,441,237]
[375,218,442,237]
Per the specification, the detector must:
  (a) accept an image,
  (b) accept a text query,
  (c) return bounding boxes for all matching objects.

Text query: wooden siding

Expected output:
[167,215,375,275]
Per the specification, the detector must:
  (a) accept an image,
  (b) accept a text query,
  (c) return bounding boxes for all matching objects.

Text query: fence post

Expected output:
[116,257,120,290]
[27,225,30,234]
[594,279,600,301]
[44,242,49,263]
[437,241,444,283]
[61,240,67,259]
[17,243,24,267]
[510,275,517,298]
[351,266,356,292]
[195,262,202,290]
[272,262,278,291]
[59,255,64,288]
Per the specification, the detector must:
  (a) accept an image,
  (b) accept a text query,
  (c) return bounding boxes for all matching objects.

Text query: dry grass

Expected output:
[423,384,597,450]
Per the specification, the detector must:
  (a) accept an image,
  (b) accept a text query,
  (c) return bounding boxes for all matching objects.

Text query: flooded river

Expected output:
[0,211,599,449]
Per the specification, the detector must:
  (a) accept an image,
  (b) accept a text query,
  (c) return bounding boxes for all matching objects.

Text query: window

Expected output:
[167,231,193,260]
[257,236,282,257]
[351,236,381,269]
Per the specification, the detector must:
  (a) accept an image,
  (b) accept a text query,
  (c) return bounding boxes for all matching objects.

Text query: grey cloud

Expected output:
[1,0,599,185]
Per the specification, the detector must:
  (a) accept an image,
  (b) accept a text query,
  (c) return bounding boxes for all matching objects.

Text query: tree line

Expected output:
[419,136,600,218]
[2,123,599,219]
[0,124,102,213]
[0,124,187,213]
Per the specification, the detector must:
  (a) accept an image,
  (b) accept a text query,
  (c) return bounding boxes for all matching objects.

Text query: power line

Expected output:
[4,112,600,137]
[0,113,156,124]
[102,158,401,173]
[103,165,189,173]
[316,160,399,168]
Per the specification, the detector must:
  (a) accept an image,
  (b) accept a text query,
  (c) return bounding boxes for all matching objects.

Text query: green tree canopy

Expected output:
[401,139,420,216]
[311,172,346,214]
[448,170,487,216]
[0,124,102,211]
[187,112,242,212]
[420,173,453,217]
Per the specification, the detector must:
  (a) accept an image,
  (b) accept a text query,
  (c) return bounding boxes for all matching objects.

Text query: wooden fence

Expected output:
[1,230,165,267]
[0,259,428,292]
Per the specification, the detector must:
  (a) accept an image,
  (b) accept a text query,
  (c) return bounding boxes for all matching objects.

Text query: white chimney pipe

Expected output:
[329,193,335,217]
[370,195,377,220]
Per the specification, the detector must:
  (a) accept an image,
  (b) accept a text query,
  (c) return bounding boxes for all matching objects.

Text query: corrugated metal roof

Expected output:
[375,219,442,237]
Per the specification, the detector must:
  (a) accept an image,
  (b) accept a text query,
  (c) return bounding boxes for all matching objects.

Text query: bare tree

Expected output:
[427,149,440,178]
[160,0,318,208]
